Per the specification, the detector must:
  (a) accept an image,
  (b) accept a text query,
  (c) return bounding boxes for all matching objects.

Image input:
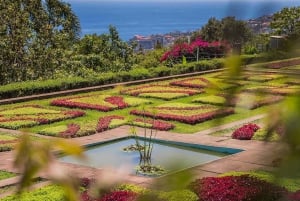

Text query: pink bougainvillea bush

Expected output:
[190,175,288,201]
[160,38,230,63]
[130,103,234,125]
[0,105,85,129]
[232,123,260,140]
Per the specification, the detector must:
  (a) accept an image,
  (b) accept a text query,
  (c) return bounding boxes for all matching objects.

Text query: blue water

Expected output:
[60,138,231,176]
[65,0,300,40]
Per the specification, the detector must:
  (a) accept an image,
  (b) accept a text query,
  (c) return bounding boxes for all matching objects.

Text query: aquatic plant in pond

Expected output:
[127,114,166,176]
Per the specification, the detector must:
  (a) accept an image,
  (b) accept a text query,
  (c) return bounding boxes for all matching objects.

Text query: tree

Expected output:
[199,17,222,42]
[0,0,80,84]
[73,26,135,73]
[271,6,300,36]
[221,16,252,47]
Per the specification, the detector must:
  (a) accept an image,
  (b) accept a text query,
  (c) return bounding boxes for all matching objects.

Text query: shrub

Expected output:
[190,175,288,201]
[232,123,260,140]
[99,191,138,201]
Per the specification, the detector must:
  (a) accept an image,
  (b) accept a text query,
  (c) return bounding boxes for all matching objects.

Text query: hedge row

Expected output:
[0,59,224,99]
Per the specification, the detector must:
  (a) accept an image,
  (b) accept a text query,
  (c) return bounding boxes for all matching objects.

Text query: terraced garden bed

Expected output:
[51,94,150,111]
[192,93,283,109]
[130,103,234,124]
[0,105,85,129]
[120,84,203,100]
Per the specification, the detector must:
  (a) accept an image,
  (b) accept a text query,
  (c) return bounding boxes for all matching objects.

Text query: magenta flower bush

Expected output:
[190,175,288,201]
[232,123,260,140]
[160,38,230,62]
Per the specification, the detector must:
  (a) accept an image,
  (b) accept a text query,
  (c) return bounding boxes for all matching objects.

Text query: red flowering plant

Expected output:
[133,118,174,131]
[160,38,230,63]
[190,175,288,201]
[59,123,81,138]
[96,115,125,132]
[232,123,260,140]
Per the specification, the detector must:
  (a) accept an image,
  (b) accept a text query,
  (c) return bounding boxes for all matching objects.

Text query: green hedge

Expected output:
[0,59,224,99]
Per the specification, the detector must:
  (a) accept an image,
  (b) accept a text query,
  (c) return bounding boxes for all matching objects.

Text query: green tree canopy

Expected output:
[72,25,135,73]
[0,0,80,84]
[271,6,300,36]
[199,17,222,42]
[195,16,252,50]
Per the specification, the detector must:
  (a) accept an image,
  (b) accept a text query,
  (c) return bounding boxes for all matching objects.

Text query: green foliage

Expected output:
[197,16,252,47]
[0,185,65,201]
[0,170,16,181]
[0,0,80,85]
[271,6,300,36]
[157,189,198,201]
[220,171,300,192]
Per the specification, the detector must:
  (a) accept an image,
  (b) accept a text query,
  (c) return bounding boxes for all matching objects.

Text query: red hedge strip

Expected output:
[130,108,234,125]
[96,115,125,132]
[190,175,288,201]
[232,123,260,140]
[59,123,80,138]
[170,77,210,88]
[104,96,129,109]
[100,191,138,201]
[51,95,131,111]
[134,118,174,131]
[120,85,202,97]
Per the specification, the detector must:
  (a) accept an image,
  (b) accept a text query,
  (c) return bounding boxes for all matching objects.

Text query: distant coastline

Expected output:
[68,1,300,40]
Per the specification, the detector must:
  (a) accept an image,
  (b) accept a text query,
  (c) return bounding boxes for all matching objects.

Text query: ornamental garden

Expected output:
[0,61,300,200]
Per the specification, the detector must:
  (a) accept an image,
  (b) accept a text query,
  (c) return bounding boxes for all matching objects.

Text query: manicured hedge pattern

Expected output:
[120,85,202,100]
[130,105,234,125]
[169,77,210,88]
[0,105,85,129]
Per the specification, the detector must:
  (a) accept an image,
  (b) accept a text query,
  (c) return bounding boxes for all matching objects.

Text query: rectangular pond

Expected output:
[60,137,242,176]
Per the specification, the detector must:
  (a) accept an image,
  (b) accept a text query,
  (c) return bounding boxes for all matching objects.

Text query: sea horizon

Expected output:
[65,0,300,40]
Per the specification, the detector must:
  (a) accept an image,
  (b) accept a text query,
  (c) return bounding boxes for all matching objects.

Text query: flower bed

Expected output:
[96,115,126,132]
[264,58,300,69]
[247,74,286,82]
[0,133,18,152]
[0,105,85,129]
[245,86,300,96]
[51,94,150,111]
[190,175,288,201]
[132,118,174,131]
[59,123,81,138]
[232,123,260,140]
[130,103,234,125]
[120,85,202,100]
[170,77,210,88]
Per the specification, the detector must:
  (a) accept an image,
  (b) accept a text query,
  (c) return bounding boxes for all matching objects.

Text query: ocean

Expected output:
[65,0,300,41]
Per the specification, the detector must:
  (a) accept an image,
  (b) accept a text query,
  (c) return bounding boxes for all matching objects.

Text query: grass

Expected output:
[0,171,16,181]
[0,185,65,201]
